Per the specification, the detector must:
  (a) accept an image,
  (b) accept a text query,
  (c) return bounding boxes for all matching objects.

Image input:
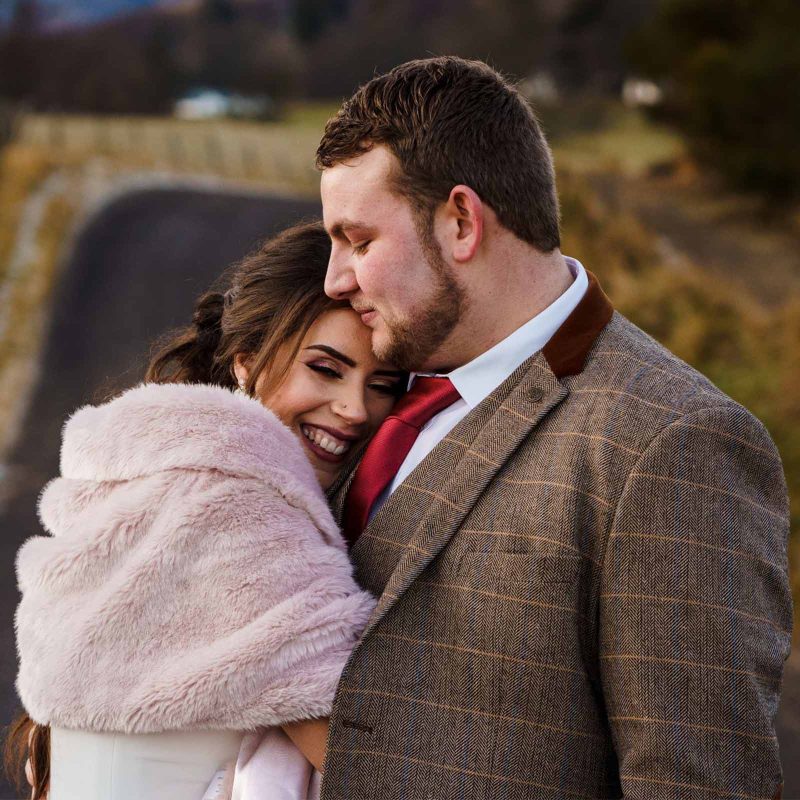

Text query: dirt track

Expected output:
[0,187,796,798]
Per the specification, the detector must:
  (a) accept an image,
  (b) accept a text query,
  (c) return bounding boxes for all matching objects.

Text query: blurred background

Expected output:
[0,0,798,796]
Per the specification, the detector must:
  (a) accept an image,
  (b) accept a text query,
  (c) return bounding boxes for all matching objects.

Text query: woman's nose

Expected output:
[332,390,369,425]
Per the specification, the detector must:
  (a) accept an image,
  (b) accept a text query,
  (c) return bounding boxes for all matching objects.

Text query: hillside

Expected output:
[2,0,662,107]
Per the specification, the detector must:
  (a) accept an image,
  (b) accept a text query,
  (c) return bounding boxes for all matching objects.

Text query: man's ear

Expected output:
[443,184,484,263]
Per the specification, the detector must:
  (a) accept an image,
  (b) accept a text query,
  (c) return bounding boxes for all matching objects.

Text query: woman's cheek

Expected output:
[368,396,395,429]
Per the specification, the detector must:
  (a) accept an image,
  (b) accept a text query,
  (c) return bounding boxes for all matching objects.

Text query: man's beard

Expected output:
[373,214,467,372]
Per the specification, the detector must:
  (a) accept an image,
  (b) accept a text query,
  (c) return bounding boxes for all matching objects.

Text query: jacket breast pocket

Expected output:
[436,549,588,669]
[456,550,584,586]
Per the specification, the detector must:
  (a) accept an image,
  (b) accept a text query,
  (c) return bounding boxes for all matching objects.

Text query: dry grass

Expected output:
[0,194,72,370]
[0,145,77,453]
[550,105,685,177]
[14,113,321,195]
[282,101,340,131]
[0,145,54,282]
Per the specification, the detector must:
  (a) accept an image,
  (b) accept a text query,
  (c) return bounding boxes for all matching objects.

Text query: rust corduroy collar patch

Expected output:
[542,270,614,378]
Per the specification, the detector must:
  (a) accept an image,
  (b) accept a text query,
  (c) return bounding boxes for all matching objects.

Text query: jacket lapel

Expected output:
[357,352,567,639]
[327,271,611,531]
[344,270,614,641]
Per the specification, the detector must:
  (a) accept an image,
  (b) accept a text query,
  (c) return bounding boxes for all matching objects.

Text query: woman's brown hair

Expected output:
[6,220,343,797]
[4,713,49,799]
[146,219,347,394]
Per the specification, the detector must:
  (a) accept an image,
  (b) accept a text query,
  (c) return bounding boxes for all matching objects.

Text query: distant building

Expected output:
[622,78,663,108]
[519,72,560,105]
[173,88,275,121]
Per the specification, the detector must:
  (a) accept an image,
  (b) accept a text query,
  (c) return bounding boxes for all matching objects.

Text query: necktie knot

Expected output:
[390,376,461,430]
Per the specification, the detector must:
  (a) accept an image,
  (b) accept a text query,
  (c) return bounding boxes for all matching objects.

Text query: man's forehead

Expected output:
[321,147,399,223]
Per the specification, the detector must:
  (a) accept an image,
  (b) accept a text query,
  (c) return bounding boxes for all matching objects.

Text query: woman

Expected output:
[9,220,404,799]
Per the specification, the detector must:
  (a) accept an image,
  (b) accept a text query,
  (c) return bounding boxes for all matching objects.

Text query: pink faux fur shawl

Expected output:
[15,382,374,733]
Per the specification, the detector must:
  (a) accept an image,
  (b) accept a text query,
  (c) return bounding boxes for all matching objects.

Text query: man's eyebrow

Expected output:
[328,220,370,240]
[304,344,356,367]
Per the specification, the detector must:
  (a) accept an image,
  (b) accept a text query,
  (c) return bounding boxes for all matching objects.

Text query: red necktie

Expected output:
[343,376,460,545]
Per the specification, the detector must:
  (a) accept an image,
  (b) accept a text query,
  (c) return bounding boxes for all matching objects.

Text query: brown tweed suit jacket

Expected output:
[320,274,792,800]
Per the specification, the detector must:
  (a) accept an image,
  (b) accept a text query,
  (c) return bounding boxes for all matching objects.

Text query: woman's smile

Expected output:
[299,422,358,462]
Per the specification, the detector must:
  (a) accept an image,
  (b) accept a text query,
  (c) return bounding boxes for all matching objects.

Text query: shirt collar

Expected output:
[411,257,589,409]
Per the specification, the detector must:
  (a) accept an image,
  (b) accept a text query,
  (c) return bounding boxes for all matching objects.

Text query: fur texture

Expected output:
[15,382,374,733]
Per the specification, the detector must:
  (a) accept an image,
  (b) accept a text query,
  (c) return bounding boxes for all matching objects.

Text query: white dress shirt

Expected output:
[369,256,588,522]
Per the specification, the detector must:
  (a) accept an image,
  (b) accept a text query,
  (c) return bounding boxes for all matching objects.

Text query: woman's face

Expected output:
[237,307,404,490]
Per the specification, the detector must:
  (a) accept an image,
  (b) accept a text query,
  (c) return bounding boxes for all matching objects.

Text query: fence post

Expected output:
[204,129,224,174]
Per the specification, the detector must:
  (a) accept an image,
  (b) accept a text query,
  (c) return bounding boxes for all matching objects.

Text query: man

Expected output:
[317,57,792,799]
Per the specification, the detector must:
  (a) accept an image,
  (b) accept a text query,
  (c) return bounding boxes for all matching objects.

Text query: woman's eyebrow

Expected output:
[304,344,356,367]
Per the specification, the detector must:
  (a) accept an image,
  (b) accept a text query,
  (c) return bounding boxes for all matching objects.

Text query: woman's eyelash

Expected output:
[307,363,341,379]
[371,383,403,397]
[353,241,370,254]
[307,363,401,396]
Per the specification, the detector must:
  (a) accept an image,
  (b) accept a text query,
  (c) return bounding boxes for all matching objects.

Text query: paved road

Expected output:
[0,187,796,798]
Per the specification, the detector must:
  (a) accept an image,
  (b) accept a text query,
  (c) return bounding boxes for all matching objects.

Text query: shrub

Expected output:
[628,0,800,201]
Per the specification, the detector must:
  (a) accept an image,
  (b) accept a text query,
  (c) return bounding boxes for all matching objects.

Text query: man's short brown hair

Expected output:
[316,56,561,252]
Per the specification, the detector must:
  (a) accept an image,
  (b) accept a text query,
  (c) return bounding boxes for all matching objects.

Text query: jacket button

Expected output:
[530,388,544,402]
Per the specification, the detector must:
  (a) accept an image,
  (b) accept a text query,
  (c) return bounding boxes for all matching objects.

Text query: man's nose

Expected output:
[325,250,358,300]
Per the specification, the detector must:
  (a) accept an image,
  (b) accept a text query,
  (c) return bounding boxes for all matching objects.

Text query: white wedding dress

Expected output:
[49,726,322,800]
[49,727,242,800]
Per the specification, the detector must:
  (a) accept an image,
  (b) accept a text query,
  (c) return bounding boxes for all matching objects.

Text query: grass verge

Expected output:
[0,145,76,454]
[0,145,55,283]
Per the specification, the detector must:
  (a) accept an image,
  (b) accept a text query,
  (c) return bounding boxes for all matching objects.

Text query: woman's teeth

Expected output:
[301,425,351,456]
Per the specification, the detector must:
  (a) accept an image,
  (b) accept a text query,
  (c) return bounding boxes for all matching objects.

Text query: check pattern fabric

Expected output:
[321,273,792,800]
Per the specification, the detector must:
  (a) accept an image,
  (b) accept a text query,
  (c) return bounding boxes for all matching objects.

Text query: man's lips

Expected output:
[352,304,377,325]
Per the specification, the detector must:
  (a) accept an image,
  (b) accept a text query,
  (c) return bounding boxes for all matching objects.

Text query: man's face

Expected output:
[321,146,465,372]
